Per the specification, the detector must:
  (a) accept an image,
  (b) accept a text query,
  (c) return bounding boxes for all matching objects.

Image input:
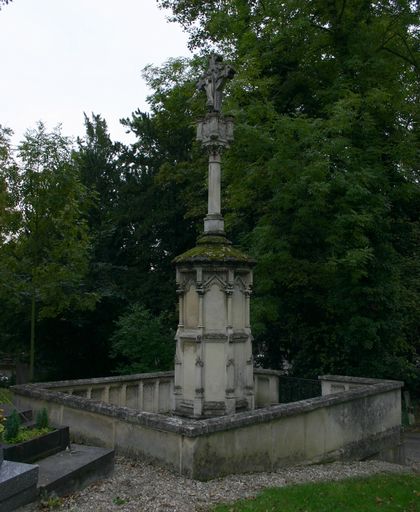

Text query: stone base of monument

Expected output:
[0,460,39,512]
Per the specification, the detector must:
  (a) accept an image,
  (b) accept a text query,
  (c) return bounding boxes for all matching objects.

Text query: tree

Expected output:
[110,304,174,374]
[158,1,420,385]
[0,123,97,380]
[118,58,201,312]
[0,126,25,358]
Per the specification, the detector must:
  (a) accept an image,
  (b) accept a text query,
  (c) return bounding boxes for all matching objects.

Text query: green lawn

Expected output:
[213,474,420,512]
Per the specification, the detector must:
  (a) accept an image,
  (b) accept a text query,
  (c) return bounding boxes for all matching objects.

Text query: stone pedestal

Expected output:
[173,235,255,418]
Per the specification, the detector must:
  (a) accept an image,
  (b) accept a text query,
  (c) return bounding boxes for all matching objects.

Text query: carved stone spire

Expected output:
[196,55,235,236]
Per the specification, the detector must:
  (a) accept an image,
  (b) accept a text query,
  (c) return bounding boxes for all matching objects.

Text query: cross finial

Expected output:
[197,54,235,113]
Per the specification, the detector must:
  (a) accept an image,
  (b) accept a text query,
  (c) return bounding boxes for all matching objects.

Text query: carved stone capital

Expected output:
[196,113,234,151]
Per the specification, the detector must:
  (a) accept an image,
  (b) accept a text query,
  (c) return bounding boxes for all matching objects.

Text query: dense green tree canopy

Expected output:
[0,1,418,390]
[156,0,420,384]
[0,124,97,379]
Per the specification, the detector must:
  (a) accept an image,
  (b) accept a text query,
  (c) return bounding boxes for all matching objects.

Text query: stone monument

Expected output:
[173,55,255,418]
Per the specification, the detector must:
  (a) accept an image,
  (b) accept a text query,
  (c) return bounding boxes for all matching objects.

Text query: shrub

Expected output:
[36,408,49,430]
[5,409,20,442]
[110,304,175,374]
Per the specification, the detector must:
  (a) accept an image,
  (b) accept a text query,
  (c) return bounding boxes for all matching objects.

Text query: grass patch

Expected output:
[213,474,420,512]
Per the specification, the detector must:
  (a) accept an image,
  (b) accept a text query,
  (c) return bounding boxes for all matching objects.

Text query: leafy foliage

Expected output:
[5,409,20,442]
[35,407,49,430]
[0,2,418,391]
[0,0,12,10]
[110,303,174,374]
[158,0,420,386]
[0,123,97,379]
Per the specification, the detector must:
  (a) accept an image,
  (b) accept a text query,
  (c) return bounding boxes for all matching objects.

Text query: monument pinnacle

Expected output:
[196,55,235,236]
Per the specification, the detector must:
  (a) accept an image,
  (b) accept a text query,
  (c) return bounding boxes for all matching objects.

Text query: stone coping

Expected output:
[23,368,281,390]
[11,376,403,438]
[32,371,175,389]
[319,375,405,386]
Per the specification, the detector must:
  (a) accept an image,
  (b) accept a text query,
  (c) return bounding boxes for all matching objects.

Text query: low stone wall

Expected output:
[26,369,281,413]
[11,374,402,480]
[45,371,175,413]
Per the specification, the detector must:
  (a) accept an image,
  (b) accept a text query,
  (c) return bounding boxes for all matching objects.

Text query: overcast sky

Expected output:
[0,0,190,145]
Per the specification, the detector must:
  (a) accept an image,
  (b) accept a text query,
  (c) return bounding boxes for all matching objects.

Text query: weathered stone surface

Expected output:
[0,460,38,511]
[173,245,255,417]
[36,444,114,496]
[11,376,403,480]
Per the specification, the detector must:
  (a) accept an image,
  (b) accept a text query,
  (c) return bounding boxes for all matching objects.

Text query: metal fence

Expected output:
[278,376,322,403]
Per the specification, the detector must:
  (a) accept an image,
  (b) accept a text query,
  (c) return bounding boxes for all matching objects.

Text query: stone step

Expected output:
[36,444,114,497]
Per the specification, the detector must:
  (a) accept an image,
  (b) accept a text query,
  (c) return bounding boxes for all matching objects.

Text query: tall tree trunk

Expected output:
[29,291,35,381]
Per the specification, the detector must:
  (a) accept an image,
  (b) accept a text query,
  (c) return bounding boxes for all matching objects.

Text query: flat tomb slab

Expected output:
[0,460,39,512]
[37,444,114,496]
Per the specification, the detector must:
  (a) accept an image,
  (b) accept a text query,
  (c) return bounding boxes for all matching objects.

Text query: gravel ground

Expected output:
[17,456,412,512]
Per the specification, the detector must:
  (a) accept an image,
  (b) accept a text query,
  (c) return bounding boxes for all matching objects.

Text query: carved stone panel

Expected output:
[184,284,199,329]
[204,281,227,331]
[182,341,197,398]
[204,342,226,401]
[232,284,245,329]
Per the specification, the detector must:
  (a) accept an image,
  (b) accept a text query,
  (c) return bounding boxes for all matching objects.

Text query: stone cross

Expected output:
[197,54,235,113]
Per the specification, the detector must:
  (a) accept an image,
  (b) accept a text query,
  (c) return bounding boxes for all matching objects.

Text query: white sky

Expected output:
[0,0,190,145]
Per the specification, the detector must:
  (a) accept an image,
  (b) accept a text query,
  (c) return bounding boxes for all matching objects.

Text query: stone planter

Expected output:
[0,446,3,468]
[1,426,69,464]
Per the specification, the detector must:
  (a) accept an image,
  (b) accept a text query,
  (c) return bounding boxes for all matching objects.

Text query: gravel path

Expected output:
[18,456,411,512]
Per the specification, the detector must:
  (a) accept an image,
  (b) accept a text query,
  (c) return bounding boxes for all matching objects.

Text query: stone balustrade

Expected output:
[30,369,281,414]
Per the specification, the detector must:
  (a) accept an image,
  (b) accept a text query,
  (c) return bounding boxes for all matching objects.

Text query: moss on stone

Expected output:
[173,235,255,265]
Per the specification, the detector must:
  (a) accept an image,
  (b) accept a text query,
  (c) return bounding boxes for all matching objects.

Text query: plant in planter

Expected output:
[36,408,49,430]
[0,407,5,441]
[5,409,21,442]
[1,407,69,464]
[4,408,54,444]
